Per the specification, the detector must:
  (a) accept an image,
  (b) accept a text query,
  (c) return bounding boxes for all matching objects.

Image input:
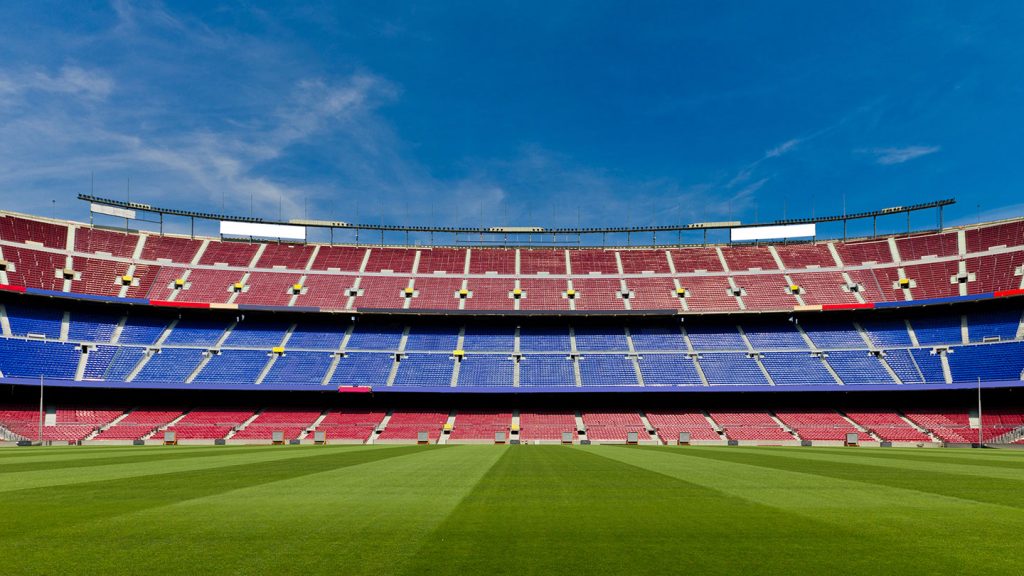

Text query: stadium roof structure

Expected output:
[79,194,956,247]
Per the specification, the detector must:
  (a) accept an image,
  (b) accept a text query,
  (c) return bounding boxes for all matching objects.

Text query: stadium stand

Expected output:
[773,410,862,441]
[312,410,385,441]
[231,409,321,440]
[645,410,721,443]
[1,296,1023,390]
[1,404,1020,445]
[711,411,793,441]
[376,410,448,442]
[518,411,577,442]
[198,241,259,267]
[581,411,647,442]
[93,409,184,440]
[261,351,334,386]
[3,209,1024,449]
[162,409,255,440]
[0,406,121,442]
[2,212,1023,314]
[842,411,931,443]
[902,409,986,443]
[448,410,511,442]
[520,355,575,387]
[621,249,671,274]
[637,354,703,386]
[457,355,515,388]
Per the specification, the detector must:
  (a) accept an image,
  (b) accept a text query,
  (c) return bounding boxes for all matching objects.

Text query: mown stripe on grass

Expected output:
[0,444,300,473]
[734,446,1024,481]
[397,445,935,576]
[594,445,1024,573]
[0,445,209,463]
[0,444,395,493]
[792,446,1024,470]
[663,446,1024,509]
[0,445,423,536]
[1,445,506,576]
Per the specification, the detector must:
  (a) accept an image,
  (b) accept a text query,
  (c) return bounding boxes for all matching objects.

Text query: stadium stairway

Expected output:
[437,411,456,445]
[0,305,12,337]
[84,409,131,440]
[837,412,881,442]
[144,411,189,440]
[0,422,21,441]
[365,410,392,444]
[939,353,953,384]
[510,409,521,441]
[768,413,800,440]
[74,348,88,381]
[299,411,329,440]
[637,410,663,445]
[989,423,1024,444]
[124,349,154,382]
[225,410,263,439]
[703,411,724,434]
[898,413,938,441]
[574,411,588,443]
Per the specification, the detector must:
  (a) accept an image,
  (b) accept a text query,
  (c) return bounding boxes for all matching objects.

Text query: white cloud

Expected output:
[865,145,941,165]
[0,63,396,223]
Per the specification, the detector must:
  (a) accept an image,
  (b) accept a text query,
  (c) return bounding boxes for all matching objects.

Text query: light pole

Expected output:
[977,377,983,447]
[37,373,44,446]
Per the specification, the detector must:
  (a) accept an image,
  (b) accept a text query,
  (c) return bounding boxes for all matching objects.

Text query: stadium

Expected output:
[2,195,1023,444]
[2,196,1024,572]
[5,3,1024,575]
[5,202,1024,572]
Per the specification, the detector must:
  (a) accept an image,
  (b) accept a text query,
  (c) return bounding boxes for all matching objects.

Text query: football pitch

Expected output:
[2,445,1023,575]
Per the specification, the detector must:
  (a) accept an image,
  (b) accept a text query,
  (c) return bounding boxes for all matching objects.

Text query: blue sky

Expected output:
[0,1,1021,239]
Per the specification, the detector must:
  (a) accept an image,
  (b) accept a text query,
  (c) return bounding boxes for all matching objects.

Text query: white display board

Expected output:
[220,220,306,240]
[91,203,136,220]
[730,223,816,242]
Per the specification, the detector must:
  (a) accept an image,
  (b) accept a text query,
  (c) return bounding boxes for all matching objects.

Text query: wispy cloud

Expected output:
[765,138,801,158]
[862,145,941,165]
[0,67,395,221]
[725,135,806,190]
[0,66,114,101]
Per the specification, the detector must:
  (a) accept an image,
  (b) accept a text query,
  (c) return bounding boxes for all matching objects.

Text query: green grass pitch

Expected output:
[2,445,1023,575]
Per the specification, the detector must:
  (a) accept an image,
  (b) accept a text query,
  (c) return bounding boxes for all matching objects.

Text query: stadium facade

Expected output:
[0,198,1021,447]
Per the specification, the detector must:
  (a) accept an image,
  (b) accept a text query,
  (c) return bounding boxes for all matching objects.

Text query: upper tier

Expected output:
[1,212,1022,314]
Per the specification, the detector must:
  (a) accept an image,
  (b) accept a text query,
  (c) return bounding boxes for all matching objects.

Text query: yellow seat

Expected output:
[272,346,285,354]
